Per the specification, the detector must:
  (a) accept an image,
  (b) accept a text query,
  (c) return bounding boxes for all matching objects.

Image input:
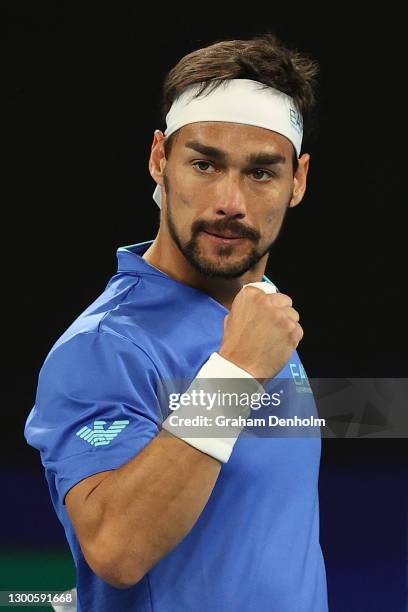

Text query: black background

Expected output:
[5,5,407,611]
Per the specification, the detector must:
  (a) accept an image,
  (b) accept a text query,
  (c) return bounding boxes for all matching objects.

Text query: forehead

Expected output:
[175,122,294,158]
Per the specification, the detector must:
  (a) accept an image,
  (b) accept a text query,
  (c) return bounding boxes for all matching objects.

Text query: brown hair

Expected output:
[161,32,319,172]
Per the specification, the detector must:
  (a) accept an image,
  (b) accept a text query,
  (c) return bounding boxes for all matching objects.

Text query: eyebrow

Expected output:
[184,139,287,166]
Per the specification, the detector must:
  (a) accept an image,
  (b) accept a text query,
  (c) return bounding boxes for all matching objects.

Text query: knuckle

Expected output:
[287,319,297,333]
[278,293,293,307]
[246,286,265,299]
[290,308,300,322]
[277,315,295,331]
[288,323,303,345]
[296,324,304,340]
[275,309,289,325]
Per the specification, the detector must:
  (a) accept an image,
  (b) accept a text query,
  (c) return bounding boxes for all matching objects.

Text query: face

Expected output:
[151,122,309,279]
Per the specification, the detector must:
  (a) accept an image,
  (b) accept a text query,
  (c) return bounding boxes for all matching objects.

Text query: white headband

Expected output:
[152,78,303,208]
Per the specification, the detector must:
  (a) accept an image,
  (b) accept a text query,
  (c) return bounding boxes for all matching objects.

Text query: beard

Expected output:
[163,174,292,279]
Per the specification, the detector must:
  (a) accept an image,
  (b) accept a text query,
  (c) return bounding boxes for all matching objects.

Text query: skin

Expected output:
[65,121,310,589]
[144,121,310,309]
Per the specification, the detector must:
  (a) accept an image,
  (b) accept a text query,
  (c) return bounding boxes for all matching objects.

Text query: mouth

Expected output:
[202,230,247,245]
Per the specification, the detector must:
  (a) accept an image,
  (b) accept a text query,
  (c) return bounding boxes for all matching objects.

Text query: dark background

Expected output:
[5,5,407,611]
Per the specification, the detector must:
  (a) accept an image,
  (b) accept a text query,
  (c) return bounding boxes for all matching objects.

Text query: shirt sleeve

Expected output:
[24,330,163,504]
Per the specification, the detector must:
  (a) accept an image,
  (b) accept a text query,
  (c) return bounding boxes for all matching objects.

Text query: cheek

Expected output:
[264,188,292,222]
[181,191,198,210]
[265,207,283,223]
[166,190,195,236]
[260,205,288,240]
[171,175,197,209]
[172,172,209,214]
[176,163,222,199]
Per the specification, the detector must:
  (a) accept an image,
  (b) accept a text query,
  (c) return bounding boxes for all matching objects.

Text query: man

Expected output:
[24,33,328,611]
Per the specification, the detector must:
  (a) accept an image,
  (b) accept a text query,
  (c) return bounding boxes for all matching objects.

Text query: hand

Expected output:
[219,284,303,379]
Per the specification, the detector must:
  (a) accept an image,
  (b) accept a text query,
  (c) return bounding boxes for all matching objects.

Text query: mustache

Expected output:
[192,218,260,241]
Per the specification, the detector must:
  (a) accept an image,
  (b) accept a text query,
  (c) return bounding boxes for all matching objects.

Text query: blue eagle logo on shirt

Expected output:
[76,420,130,447]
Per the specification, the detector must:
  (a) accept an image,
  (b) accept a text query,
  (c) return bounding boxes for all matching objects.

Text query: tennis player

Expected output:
[24,32,328,611]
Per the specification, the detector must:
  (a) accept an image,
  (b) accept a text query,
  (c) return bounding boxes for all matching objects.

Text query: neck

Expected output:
[142,227,269,310]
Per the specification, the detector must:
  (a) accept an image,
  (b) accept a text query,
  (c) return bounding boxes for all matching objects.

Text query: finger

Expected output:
[268,293,293,308]
[286,307,300,322]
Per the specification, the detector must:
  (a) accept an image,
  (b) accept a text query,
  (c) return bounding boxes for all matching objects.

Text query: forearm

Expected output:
[80,430,222,588]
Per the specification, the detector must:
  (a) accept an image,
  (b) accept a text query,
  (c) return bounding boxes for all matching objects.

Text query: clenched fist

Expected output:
[219,282,303,380]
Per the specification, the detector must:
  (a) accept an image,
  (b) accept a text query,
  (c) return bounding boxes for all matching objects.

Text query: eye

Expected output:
[192,160,216,173]
[251,169,275,182]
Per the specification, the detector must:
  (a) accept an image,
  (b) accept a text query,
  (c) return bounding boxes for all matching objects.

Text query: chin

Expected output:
[192,254,258,279]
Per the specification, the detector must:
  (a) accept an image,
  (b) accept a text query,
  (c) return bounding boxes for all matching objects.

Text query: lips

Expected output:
[204,231,244,240]
[201,231,247,246]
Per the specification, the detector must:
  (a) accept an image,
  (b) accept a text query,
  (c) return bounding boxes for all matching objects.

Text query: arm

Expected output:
[66,429,221,589]
[65,284,302,590]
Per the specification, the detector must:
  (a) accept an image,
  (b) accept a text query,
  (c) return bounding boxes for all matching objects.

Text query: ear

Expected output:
[289,153,310,208]
[149,130,167,186]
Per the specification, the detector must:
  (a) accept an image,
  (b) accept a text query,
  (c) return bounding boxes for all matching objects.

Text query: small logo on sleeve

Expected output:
[76,420,130,447]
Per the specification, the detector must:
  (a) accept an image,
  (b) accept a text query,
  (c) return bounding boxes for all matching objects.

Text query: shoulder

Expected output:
[38,329,159,396]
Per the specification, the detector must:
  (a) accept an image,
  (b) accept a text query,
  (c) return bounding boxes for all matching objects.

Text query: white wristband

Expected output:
[242,280,277,294]
[162,282,276,462]
[162,352,264,463]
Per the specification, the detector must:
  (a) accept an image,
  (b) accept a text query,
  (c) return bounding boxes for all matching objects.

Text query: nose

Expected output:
[214,172,247,218]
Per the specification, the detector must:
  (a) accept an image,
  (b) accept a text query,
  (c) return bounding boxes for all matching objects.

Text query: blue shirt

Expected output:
[24,240,328,612]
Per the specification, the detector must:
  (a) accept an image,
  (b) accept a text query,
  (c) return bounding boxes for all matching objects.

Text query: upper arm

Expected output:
[24,331,165,586]
[25,331,162,508]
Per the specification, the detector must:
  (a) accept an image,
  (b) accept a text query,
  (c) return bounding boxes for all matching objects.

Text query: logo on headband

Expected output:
[289,107,303,136]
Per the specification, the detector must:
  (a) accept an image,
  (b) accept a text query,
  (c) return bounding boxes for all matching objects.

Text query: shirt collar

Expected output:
[116,239,276,287]
[116,240,165,276]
